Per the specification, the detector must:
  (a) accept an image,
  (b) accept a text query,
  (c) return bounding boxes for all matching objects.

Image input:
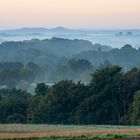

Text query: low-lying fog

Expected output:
[0,27,140,48]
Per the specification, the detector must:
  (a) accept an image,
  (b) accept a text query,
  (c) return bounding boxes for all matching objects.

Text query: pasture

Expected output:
[0,124,140,139]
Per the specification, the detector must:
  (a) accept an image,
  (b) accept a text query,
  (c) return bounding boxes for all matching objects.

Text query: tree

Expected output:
[35,83,48,96]
[55,59,93,81]
[27,96,47,123]
[76,65,123,124]
[130,91,140,125]
[0,89,29,123]
[44,80,87,124]
[25,63,43,82]
[121,67,140,120]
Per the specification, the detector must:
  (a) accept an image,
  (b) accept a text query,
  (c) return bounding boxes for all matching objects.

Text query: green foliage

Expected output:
[35,83,48,96]
[1,65,140,125]
[0,89,30,123]
[130,91,140,124]
[44,80,87,124]
[74,65,123,124]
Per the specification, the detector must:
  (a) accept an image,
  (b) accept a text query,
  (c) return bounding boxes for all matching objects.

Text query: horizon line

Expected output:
[1,26,140,31]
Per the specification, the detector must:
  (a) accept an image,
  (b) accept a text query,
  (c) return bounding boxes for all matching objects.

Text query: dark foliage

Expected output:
[0,65,140,124]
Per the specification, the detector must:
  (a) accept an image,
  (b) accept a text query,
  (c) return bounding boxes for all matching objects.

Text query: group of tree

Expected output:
[53,59,93,82]
[1,65,140,124]
[0,62,46,89]
[73,44,140,70]
[1,38,140,81]
[0,59,93,88]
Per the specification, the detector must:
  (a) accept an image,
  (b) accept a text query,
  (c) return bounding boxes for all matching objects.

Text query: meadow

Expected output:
[0,124,140,139]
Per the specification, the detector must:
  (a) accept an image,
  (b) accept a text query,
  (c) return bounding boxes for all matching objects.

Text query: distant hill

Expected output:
[0,38,139,72]
[49,26,72,32]
[0,38,112,82]
[73,44,140,70]
[0,37,111,59]
[0,27,72,34]
[0,27,140,48]
[0,38,139,81]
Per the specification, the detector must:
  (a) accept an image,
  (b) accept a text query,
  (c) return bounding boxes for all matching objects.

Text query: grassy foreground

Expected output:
[0,124,140,139]
[0,134,140,140]
[0,124,139,133]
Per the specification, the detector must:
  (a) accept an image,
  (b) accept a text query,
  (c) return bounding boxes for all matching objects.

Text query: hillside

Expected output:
[73,44,140,70]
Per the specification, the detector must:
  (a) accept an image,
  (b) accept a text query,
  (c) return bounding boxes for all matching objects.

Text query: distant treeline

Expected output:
[0,38,140,82]
[0,38,111,82]
[0,60,93,89]
[0,62,47,89]
[0,65,140,125]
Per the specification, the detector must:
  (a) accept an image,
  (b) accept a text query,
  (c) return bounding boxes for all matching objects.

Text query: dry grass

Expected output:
[0,124,140,139]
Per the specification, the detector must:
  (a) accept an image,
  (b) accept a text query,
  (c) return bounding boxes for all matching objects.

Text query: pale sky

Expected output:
[0,0,140,29]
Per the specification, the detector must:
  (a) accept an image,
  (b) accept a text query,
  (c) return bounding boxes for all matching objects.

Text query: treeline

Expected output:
[0,60,93,89]
[0,65,140,124]
[74,44,140,70]
[1,38,140,82]
[0,38,111,82]
[0,62,47,89]
[53,59,93,82]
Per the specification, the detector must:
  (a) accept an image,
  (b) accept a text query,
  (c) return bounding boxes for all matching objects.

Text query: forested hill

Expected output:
[0,37,111,59]
[0,38,140,82]
[73,44,140,70]
[0,38,139,70]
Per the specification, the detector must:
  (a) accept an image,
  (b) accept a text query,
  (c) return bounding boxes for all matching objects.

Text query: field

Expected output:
[0,124,140,139]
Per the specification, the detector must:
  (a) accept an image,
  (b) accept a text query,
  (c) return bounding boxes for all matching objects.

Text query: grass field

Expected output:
[0,124,140,139]
[1,124,140,133]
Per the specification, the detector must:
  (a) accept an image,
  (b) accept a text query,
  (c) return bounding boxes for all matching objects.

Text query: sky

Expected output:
[0,0,140,29]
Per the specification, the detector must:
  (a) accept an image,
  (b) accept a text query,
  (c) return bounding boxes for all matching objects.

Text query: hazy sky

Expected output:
[0,0,140,29]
